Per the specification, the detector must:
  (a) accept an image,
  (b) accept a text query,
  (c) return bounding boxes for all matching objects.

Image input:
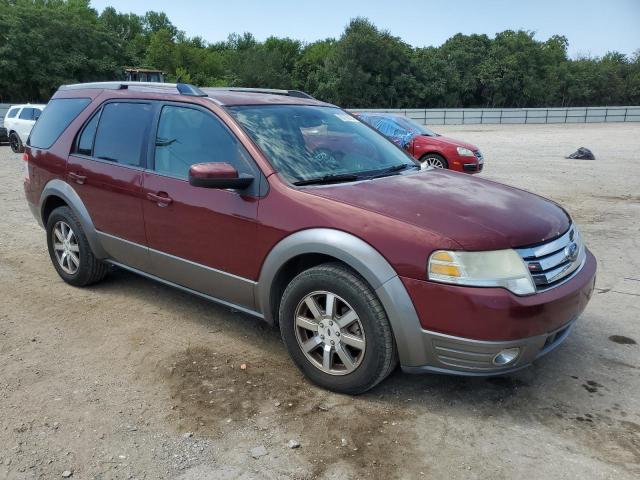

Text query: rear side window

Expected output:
[19,108,35,120]
[93,102,153,167]
[6,108,19,118]
[76,110,101,156]
[29,98,91,149]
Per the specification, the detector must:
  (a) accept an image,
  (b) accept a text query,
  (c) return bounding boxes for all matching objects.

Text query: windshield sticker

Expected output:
[335,113,358,122]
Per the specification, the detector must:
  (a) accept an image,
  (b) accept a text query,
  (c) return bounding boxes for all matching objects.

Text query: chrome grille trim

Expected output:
[516,225,585,292]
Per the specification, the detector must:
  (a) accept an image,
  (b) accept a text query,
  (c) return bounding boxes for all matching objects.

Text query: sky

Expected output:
[90,0,640,58]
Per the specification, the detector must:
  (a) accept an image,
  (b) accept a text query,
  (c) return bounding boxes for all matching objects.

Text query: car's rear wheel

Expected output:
[420,153,448,169]
[279,263,397,394]
[9,132,23,153]
[46,206,109,287]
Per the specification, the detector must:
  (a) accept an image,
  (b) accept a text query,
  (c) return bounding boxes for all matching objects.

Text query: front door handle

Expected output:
[147,192,173,207]
[68,172,86,185]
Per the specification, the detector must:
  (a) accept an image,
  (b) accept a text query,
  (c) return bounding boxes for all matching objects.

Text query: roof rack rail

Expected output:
[58,81,207,97]
[57,82,313,100]
[201,87,315,99]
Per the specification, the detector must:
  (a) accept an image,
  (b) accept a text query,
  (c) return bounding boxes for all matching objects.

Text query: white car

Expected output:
[4,104,46,153]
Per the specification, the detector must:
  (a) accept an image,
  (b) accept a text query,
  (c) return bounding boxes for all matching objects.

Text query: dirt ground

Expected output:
[0,123,639,480]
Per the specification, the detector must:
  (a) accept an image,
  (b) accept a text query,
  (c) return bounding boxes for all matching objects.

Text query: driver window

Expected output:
[154,105,251,179]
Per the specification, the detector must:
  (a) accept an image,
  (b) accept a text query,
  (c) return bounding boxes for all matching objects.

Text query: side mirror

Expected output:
[188,162,254,190]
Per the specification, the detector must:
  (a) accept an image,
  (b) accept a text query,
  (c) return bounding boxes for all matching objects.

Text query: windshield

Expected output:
[393,116,437,136]
[228,105,417,184]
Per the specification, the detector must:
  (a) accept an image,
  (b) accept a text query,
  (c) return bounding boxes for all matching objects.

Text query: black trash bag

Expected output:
[566,147,595,160]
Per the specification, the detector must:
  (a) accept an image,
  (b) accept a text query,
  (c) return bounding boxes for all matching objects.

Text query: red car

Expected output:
[24,83,595,394]
[355,112,484,173]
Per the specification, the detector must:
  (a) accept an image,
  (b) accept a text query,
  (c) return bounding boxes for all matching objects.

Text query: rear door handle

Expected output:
[68,172,86,185]
[147,192,173,207]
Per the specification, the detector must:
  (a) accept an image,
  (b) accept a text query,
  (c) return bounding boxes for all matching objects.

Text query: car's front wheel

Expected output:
[9,132,23,153]
[279,263,397,394]
[46,206,109,287]
[420,153,448,169]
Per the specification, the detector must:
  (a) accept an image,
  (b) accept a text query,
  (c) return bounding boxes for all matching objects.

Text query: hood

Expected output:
[304,170,570,251]
[416,135,478,151]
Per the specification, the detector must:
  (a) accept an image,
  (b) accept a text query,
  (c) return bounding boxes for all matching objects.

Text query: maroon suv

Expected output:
[24,82,596,394]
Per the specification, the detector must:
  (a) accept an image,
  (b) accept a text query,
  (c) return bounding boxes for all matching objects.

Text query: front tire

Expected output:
[46,206,109,286]
[420,153,448,169]
[279,263,397,394]
[9,132,23,153]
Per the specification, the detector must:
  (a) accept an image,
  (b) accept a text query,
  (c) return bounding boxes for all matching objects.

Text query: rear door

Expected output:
[141,102,261,311]
[16,107,35,142]
[67,101,154,271]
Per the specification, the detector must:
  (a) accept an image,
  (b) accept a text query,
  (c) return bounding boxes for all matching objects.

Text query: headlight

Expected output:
[428,249,535,295]
[456,146,475,157]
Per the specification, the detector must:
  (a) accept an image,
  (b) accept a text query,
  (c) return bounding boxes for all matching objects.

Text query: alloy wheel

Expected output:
[423,156,445,168]
[52,221,80,275]
[294,291,366,375]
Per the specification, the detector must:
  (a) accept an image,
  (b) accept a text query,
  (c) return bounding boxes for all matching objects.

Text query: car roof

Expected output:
[55,82,333,108]
[8,104,46,109]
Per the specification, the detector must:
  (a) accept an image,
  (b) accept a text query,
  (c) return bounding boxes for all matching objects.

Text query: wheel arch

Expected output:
[419,151,448,161]
[39,179,107,259]
[257,229,397,326]
[256,228,426,366]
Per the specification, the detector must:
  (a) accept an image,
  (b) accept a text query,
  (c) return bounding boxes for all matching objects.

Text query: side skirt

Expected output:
[105,260,265,320]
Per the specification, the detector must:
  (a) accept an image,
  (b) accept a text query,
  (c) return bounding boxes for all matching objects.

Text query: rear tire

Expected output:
[279,262,397,394]
[9,132,23,153]
[420,153,448,169]
[46,206,109,287]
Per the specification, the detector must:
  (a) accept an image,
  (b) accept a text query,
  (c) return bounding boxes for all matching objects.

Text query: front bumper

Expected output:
[402,318,576,375]
[458,150,484,174]
[463,162,483,173]
[393,249,596,375]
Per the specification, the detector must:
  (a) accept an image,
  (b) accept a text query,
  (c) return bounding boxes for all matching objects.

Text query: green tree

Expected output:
[145,28,175,73]
[1,4,638,107]
[317,18,415,107]
[0,0,125,101]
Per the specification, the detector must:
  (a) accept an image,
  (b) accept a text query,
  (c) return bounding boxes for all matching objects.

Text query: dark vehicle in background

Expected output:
[23,82,595,394]
[0,103,11,144]
[124,68,165,83]
[355,112,484,173]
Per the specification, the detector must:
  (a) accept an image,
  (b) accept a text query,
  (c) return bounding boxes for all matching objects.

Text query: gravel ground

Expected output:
[0,123,639,480]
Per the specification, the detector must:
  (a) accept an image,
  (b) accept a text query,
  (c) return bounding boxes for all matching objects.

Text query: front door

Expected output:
[66,101,154,270]
[142,103,261,311]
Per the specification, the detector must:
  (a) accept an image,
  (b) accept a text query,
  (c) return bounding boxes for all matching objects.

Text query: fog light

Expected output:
[492,348,520,366]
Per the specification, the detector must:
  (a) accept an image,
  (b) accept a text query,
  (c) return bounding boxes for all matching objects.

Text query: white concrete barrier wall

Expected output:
[350,106,640,125]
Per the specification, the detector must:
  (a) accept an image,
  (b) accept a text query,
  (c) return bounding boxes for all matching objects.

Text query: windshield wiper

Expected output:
[293,173,360,186]
[368,163,419,179]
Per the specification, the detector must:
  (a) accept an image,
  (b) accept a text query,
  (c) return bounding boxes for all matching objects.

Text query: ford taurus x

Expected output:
[23,82,596,394]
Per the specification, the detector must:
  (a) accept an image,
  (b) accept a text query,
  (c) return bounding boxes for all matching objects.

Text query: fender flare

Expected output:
[256,228,425,366]
[39,179,107,258]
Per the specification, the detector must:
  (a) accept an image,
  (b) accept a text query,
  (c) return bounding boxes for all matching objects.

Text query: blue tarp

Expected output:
[357,113,415,148]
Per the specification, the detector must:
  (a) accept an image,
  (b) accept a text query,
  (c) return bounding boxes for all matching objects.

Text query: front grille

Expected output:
[474,150,483,162]
[516,225,586,292]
